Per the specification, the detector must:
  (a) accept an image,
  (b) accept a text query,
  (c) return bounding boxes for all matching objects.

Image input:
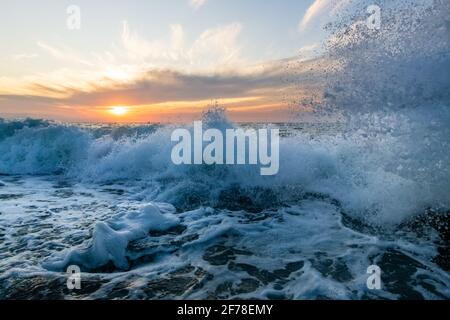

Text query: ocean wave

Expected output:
[1,1,449,228]
[0,114,446,227]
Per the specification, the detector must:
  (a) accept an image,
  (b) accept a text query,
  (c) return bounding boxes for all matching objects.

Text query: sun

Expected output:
[110,106,128,116]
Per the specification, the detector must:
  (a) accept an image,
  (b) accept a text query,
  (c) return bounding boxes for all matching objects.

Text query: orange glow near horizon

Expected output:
[109,106,129,116]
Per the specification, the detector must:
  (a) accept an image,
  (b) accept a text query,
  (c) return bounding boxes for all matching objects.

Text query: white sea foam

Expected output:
[43,203,179,271]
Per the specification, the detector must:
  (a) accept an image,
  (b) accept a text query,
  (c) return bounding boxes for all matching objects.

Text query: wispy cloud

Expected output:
[1,56,324,101]
[299,0,331,31]
[37,41,94,67]
[189,0,208,10]
[1,21,247,98]
[12,53,39,61]
[0,55,328,122]
[121,21,243,71]
[298,43,322,61]
[299,0,353,31]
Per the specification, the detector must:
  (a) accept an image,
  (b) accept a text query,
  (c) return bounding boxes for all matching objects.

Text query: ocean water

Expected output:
[0,0,449,300]
[0,119,448,300]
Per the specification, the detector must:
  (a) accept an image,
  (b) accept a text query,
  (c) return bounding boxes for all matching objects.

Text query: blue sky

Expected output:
[1,0,321,75]
[0,0,361,122]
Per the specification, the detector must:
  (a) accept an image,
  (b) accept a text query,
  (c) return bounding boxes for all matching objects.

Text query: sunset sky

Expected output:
[0,0,360,123]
